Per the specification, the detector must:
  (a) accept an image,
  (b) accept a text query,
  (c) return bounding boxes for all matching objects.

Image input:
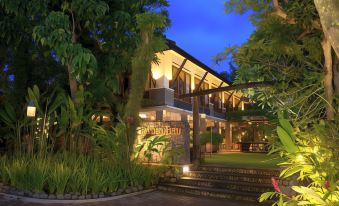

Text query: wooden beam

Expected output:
[179,81,274,99]
[218,82,223,87]
[195,72,208,91]
[170,58,187,88]
[235,95,244,110]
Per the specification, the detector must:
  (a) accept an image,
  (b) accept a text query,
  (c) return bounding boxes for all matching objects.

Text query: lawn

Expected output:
[203,153,283,169]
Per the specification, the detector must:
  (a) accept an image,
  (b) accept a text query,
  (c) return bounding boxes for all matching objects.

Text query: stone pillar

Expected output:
[200,116,207,132]
[181,113,188,122]
[156,110,164,121]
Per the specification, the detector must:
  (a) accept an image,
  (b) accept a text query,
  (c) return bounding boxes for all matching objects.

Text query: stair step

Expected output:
[199,165,280,176]
[158,183,261,202]
[179,177,273,193]
[185,171,273,184]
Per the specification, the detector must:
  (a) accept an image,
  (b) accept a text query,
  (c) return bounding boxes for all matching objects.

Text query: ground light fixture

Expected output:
[182,165,190,173]
[26,100,36,117]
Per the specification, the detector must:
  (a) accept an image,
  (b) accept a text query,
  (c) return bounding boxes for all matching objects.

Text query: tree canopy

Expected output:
[218,0,338,123]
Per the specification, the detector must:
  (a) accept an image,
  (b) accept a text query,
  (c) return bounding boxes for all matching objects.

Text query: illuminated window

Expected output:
[171,66,191,103]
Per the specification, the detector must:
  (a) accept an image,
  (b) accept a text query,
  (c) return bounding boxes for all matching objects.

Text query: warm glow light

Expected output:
[27,106,36,117]
[27,101,36,117]
[102,115,110,122]
[191,83,195,91]
[200,113,206,118]
[139,114,147,119]
[183,165,190,173]
[152,69,162,80]
[241,102,245,111]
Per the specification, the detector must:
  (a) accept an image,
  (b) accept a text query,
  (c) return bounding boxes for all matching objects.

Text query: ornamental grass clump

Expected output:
[48,162,72,195]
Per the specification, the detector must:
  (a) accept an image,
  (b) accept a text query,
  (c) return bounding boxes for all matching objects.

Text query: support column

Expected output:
[193,97,201,165]
[156,110,164,121]
[225,122,232,151]
[181,113,188,122]
[200,116,207,132]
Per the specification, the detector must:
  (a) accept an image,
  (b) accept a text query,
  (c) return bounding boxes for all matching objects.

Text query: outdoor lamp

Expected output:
[183,165,190,173]
[26,101,36,117]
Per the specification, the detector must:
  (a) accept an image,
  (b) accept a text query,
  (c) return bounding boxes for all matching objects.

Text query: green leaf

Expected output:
[277,126,299,153]
[279,118,296,141]
[259,192,277,202]
[291,186,326,205]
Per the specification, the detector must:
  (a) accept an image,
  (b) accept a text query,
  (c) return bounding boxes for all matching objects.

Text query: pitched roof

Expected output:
[166,39,232,86]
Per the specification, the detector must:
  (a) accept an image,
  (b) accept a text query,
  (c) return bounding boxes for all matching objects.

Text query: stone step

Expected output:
[184,171,273,184]
[178,177,273,193]
[198,165,280,176]
[158,183,262,202]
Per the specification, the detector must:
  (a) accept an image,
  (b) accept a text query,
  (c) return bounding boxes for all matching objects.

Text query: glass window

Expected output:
[171,65,191,103]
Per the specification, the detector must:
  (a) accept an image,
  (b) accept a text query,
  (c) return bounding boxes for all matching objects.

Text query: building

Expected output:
[139,40,269,153]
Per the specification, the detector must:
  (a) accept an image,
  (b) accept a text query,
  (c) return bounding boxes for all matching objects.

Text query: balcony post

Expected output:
[192,96,201,165]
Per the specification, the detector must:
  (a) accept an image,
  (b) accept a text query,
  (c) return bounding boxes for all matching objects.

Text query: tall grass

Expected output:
[0,153,164,195]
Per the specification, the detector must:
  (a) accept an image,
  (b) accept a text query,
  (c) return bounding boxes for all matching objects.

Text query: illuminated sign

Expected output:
[139,125,182,136]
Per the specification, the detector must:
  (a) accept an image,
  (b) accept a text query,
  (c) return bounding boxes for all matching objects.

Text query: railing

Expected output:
[174,99,192,111]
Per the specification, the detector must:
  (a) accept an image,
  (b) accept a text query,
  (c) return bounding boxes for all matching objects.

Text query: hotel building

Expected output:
[139,40,268,152]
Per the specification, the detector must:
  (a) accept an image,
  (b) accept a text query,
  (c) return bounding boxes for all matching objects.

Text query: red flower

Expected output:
[271,177,281,193]
[126,116,134,125]
[324,180,330,189]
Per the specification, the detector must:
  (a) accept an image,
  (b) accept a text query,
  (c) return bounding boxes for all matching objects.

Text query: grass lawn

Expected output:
[203,153,283,169]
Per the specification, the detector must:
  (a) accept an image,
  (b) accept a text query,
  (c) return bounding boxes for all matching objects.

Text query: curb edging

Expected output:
[0,189,156,204]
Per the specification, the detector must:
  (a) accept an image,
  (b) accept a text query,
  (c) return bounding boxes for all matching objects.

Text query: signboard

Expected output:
[139,125,182,136]
[137,121,190,164]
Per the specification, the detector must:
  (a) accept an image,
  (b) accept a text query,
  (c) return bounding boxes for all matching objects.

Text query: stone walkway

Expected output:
[0,191,261,206]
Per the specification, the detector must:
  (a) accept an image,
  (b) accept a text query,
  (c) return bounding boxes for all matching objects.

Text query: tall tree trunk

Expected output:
[314,0,339,59]
[67,64,78,100]
[68,11,78,100]
[321,37,334,120]
[124,32,153,151]
[333,55,339,113]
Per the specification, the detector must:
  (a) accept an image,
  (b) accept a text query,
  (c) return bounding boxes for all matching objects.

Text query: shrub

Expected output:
[200,132,223,145]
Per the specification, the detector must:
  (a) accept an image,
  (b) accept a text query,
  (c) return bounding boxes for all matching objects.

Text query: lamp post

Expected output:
[26,101,36,117]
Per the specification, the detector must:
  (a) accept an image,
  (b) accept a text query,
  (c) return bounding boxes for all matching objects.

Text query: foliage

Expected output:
[219,0,338,124]
[135,135,183,164]
[260,118,339,205]
[124,11,168,150]
[0,153,165,195]
[200,132,223,145]
[0,86,168,194]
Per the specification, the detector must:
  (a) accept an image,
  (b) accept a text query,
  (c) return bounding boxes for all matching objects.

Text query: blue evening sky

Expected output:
[165,0,255,73]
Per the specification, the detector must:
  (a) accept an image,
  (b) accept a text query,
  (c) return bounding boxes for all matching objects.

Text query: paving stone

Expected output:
[56,194,64,200]
[78,195,85,200]
[48,194,56,199]
[117,188,124,195]
[64,194,71,199]
[137,185,143,191]
[71,195,78,200]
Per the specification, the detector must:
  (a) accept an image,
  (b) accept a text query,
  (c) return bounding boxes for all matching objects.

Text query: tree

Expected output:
[314,0,339,59]
[124,12,167,150]
[0,1,169,106]
[220,0,337,121]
